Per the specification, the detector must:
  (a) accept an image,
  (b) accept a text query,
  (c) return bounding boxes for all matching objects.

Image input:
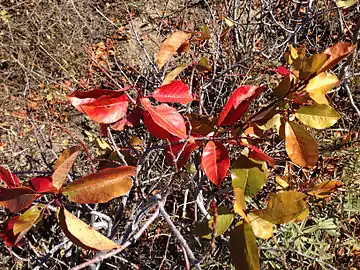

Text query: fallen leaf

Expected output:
[307,180,343,198]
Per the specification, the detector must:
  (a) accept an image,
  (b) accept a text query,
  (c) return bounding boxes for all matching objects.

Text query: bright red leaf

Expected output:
[201,141,230,187]
[274,66,290,76]
[0,167,20,188]
[217,85,265,126]
[0,216,23,247]
[111,107,143,131]
[143,111,171,139]
[247,145,275,167]
[30,177,57,193]
[67,89,129,124]
[141,98,187,139]
[152,80,194,105]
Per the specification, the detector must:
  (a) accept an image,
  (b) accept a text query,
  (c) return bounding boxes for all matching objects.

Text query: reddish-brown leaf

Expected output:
[0,216,23,247]
[319,42,356,73]
[30,177,57,193]
[57,206,119,251]
[152,80,194,105]
[62,166,135,204]
[141,98,187,139]
[111,107,143,131]
[0,187,35,201]
[52,145,82,190]
[0,194,36,213]
[67,89,129,124]
[166,135,201,169]
[0,166,20,188]
[218,86,265,126]
[201,141,230,187]
[157,31,192,70]
[247,145,275,167]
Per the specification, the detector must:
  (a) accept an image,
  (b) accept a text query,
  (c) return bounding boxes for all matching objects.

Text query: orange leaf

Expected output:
[307,180,343,198]
[319,42,356,73]
[57,206,119,251]
[62,166,135,204]
[285,121,318,168]
[157,31,192,70]
[52,145,82,190]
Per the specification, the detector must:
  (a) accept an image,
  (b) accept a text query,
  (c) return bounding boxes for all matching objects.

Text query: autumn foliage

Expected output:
[0,29,355,269]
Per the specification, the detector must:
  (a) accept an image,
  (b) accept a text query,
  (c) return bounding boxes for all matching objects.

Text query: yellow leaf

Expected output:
[223,17,234,27]
[157,31,192,70]
[305,72,339,104]
[285,121,318,168]
[299,53,328,79]
[247,212,273,239]
[337,0,357,9]
[257,114,282,131]
[295,104,341,129]
[275,175,289,189]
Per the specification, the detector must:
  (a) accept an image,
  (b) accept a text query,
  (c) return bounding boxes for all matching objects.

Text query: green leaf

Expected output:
[231,154,268,197]
[295,104,341,129]
[253,191,308,224]
[229,221,260,270]
[195,206,233,239]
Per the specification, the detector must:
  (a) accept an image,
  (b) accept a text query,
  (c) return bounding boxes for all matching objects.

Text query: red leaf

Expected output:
[166,135,201,169]
[152,80,194,105]
[67,89,129,124]
[0,187,35,201]
[143,111,171,139]
[30,177,57,193]
[141,98,187,139]
[0,167,20,188]
[201,141,230,187]
[0,216,23,247]
[111,108,143,131]
[274,66,290,76]
[0,195,36,213]
[247,145,275,167]
[217,86,265,126]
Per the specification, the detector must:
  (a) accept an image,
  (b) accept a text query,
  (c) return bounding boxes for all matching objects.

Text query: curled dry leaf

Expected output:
[152,80,194,105]
[62,166,135,204]
[254,191,308,224]
[141,98,187,139]
[230,221,260,270]
[305,72,339,105]
[307,180,343,198]
[57,206,119,251]
[52,145,82,190]
[0,166,20,188]
[285,121,318,168]
[201,141,230,187]
[319,42,356,73]
[157,31,192,70]
[218,85,265,126]
[295,104,341,129]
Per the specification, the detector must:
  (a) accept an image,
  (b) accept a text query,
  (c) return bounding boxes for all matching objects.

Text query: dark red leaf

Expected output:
[111,108,143,131]
[30,177,57,193]
[152,80,194,105]
[217,86,265,126]
[141,98,187,139]
[248,145,275,167]
[67,89,129,124]
[0,194,36,213]
[0,167,20,188]
[166,135,201,169]
[0,216,23,247]
[201,141,230,187]
[0,187,35,201]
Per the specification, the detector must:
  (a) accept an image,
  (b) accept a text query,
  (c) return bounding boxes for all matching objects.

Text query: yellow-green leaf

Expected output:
[230,221,260,270]
[257,114,282,131]
[162,64,188,86]
[195,206,234,239]
[247,212,273,239]
[254,191,308,224]
[57,206,119,251]
[305,72,339,105]
[196,57,212,72]
[295,104,341,129]
[337,0,357,8]
[307,180,343,198]
[285,121,318,168]
[200,25,211,40]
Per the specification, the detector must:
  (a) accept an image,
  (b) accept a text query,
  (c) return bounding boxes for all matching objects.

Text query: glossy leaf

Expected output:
[112,107,143,131]
[248,212,273,239]
[57,206,119,251]
[295,104,341,129]
[230,221,260,270]
[305,72,339,105]
[254,191,308,224]
[143,111,171,139]
[30,177,57,193]
[0,167,20,188]
[13,204,44,242]
[247,145,274,167]
[162,64,187,86]
[218,85,265,126]
[195,207,234,239]
[231,154,268,197]
[201,141,230,187]
[319,42,356,73]
[52,145,82,190]
[141,98,187,139]
[307,180,343,198]
[285,121,318,168]
[157,31,192,70]
[62,166,135,204]
[152,80,194,105]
